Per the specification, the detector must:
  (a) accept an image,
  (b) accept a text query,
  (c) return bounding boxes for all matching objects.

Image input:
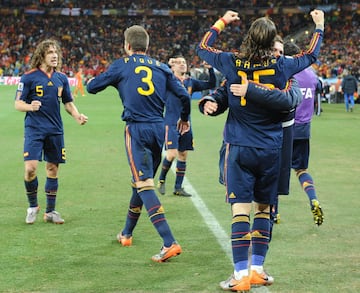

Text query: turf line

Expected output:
[170,164,232,261]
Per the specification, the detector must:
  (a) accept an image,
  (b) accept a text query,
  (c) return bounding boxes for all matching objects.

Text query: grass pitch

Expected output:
[0,85,359,292]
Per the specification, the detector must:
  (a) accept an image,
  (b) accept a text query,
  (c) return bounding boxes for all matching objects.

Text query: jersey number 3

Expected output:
[135,66,155,96]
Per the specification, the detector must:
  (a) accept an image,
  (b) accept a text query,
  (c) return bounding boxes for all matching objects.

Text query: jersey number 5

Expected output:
[36,85,44,97]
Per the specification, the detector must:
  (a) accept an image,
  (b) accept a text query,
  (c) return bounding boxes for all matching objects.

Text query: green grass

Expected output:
[1,85,359,292]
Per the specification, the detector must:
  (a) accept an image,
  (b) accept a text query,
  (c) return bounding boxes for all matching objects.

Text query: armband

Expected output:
[212,18,227,32]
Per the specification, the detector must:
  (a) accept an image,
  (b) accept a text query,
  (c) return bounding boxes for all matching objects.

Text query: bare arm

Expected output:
[64,102,88,125]
[14,99,41,112]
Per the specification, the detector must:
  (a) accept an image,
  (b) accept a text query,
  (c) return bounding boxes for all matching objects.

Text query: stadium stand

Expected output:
[0,1,359,84]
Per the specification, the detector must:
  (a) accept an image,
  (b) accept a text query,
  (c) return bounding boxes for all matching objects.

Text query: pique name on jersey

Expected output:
[123,56,161,66]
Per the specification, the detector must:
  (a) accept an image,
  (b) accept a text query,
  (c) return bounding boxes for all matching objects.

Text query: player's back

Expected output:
[223,59,291,149]
[87,54,187,123]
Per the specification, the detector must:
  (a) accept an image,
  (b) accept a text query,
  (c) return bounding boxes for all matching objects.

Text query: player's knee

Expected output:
[254,202,270,214]
[137,185,155,193]
[254,210,270,219]
[135,178,154,189]
[24,164,37,180]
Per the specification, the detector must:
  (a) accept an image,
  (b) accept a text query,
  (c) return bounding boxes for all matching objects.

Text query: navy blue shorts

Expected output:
[218,141,226,185]
[24,129,65,163]
[292,139,310,170]
[164,124,194,152]
[277,124,294,195]
[225,145,280,205]
[125,122,164,182]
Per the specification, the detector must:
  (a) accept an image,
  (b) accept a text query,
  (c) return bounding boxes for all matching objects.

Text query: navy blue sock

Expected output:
[45,177,58,213]
[251,211,270,266]
[297,171,317,202]
[137,187,175,247]
[175,160,186,189]
[25,177,38,208]
[122,187,143,236]
[159,158,172,182]
[232,214,251,271]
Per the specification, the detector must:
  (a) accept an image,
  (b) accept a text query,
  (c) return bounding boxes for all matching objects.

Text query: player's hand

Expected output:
[222,10,240,24]
[203,101,218,115]
[230,80,249,97]
[30,100,41,112]
[310,9,324,26]
[77,113,88,125]
[177,119,190,135]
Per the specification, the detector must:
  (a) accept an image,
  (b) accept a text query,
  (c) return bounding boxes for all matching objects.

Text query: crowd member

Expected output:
[73,67,86,97]
[1,7,358,78]
[334,76,343,103]
[196,9,324,291]
[14,39,88,224]
[86,25,191,262]
[314,78,323,116]
[157,55,216,197]
[341,69,358,112]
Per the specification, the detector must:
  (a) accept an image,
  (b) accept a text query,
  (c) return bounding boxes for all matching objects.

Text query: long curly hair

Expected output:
[236,17,277,63]
[30,39,62,71]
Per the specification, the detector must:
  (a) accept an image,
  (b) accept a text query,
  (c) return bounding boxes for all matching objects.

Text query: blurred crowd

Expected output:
[0,1,359,81]
[0,0,345,9]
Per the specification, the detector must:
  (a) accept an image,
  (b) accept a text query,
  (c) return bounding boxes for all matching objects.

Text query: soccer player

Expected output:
[86,25,191,262]
[200,77,301,186]
[196,9,324,291]
[284,41,325,226]
[14,39,88,225]
[157,56,216,197]
[270,35,296,225]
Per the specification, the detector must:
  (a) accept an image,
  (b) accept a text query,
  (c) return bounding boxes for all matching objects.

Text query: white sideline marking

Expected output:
[170,165,232,261]
[169,167,271,292]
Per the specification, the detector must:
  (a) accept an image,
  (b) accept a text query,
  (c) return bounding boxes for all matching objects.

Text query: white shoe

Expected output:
[43,211,65,224]
[26,206,40,224]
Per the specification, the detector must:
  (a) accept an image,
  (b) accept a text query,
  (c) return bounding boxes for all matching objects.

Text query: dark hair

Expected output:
[283,41,301,56]
[124,25,149,52]
[30,39,62,70]
[237,17,277,62]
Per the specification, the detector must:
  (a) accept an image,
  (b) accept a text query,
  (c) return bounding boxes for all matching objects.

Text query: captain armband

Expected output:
[212,18,227,32]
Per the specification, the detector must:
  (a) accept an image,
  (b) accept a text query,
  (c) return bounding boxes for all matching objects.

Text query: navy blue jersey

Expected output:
[87,54,190,123]
[199,80,301,189]
[165,68,216,125]
[15,69,73,134]
[196,26,323,148]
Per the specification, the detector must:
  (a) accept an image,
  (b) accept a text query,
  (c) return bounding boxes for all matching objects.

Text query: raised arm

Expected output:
[195,11,239,72]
